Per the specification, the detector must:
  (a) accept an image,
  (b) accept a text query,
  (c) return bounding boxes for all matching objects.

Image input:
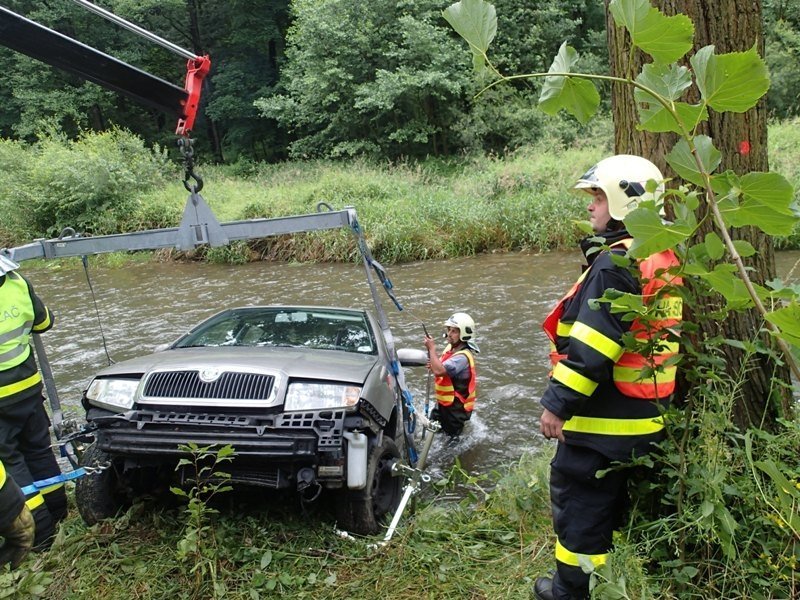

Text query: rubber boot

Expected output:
[0,506,35,569]
[532,576,555,600]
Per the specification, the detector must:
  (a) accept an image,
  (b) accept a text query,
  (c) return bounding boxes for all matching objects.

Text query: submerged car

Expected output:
[75,305,426,534]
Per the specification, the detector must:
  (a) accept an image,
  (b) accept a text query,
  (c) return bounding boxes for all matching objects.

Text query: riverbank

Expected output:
[4,451,556,600]
[3,118,799,267]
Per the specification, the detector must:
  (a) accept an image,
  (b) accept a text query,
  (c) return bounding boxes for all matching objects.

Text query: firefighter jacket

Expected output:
[434,344,477,411]
[0,458,25,531]
[0,272,54,406]
[540,229,682,460]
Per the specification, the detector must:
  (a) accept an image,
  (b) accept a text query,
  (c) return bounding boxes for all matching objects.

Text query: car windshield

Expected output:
[174,307,377,354]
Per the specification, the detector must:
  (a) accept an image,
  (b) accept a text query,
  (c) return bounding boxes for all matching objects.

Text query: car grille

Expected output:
[142,370,275,401]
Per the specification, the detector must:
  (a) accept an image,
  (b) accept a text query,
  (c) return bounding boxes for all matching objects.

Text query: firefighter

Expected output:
[533,155,683,600]
[0,255,66,550]
[0,458,35,568]
[424,312,479,436]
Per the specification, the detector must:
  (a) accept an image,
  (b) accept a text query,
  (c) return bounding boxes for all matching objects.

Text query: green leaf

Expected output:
[689,264,754,310]
[704,231,724,260]
[690,45,769,113]
[261,550,273,569]
[637,101,708,134]
[443,0,497,73]
[625,206,693,258]
[765,302,800,348]
[538,42,600,125]
[666,136,721,187]
[718,172,797,235]
[609,0,694,64]
[731,240,757,258]
[634,65,706,133]
[635,61,692,102]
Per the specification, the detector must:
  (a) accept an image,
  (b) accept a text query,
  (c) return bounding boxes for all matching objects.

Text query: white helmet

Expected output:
[444,312,475,341]
[574,154,665,221]
[0,255,19,276]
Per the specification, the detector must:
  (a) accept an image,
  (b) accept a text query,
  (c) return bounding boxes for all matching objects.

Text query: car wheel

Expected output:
[336,436,403,535]
[74,443,130,525]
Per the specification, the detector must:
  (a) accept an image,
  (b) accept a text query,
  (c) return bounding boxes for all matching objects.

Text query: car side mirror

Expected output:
[397,348,428,367]
[152,343,170,353]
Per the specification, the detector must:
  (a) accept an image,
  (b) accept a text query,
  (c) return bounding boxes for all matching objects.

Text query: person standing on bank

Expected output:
[0,457,35,568]
[0,255,67,550]
[533,155,683,600]
[424,312,478,437]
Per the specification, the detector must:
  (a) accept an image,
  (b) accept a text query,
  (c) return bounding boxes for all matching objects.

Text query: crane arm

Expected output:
[0,6,209,134]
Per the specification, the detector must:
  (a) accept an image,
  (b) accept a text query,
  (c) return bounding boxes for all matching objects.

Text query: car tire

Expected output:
[336,436,403,535]
[75,443,130,526]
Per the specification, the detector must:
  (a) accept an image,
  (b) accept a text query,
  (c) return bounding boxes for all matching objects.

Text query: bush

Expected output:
[3,128,172,238]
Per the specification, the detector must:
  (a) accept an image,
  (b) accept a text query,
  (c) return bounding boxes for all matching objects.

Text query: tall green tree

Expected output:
[605,0,792,430]
[257,0,473,159]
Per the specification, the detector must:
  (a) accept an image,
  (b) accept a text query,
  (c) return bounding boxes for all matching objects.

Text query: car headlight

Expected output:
[85,378,139,412]
[284,382,361,412]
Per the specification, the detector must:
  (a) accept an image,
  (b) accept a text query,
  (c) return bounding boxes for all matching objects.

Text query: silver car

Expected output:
[76,305,425,535]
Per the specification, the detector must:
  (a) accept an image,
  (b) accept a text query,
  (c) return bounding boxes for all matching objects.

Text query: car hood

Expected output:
[93,346,381,384]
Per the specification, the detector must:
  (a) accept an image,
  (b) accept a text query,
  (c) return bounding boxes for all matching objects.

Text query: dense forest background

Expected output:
[1,0,798,164]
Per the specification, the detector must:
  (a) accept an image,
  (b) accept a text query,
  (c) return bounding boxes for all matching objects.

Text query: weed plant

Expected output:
[2,452,554,600]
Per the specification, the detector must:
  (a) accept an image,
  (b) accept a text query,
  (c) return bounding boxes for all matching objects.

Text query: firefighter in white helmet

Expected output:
[534,155,683,600]
[423,312,478,436]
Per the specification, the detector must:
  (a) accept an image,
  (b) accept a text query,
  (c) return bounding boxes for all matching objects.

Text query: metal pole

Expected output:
[33,334,63,436]
[70,0,197,60]
[382,424,438,543]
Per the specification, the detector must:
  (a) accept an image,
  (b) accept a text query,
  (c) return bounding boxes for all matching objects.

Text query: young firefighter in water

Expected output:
[423,312,479,436]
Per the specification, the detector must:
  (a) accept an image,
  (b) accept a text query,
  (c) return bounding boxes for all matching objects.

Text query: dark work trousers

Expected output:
[0,395,67,548]
[549,442,629,600]
[430,399,471,437]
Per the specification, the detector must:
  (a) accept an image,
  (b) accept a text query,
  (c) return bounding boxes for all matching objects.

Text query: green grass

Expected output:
[4,118,800,264]
[4,453,555,600]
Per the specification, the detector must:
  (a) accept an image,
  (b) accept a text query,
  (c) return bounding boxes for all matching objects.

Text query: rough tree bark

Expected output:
[604,0,792,430]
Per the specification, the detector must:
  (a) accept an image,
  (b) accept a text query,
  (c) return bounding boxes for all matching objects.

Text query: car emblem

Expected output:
[198,368,222,383]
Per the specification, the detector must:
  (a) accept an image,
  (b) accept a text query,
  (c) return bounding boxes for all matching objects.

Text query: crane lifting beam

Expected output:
[2,193,354,263]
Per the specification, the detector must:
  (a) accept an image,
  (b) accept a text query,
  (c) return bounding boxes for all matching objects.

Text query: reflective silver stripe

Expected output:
[0,321,32,345]
[0,343,29,365]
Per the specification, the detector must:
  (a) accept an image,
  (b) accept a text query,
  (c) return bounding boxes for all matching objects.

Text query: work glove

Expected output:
[0,505,35,569]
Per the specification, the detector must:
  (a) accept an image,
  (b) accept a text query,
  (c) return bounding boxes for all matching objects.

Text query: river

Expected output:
[25,249,800,479]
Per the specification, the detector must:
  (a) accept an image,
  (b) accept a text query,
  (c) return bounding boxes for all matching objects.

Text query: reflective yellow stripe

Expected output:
[39,482,65,496]
[0,372,42,398]
[651,297,683,319]
[556,321,572,337]
[563,415,665,436]
[552,362,598,397]
[555,539,608,568]
[613,365,676,384]
[569,322,623,361]
[25,493,45,511]
[32,310,52,332]
[0,461,5,488]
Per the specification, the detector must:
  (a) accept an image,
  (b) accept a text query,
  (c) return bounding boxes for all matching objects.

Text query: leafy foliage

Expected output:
[445,0,800,597]
[0,128,172,239]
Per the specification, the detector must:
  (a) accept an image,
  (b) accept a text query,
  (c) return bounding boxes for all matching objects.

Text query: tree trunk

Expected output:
[604,0,791,430]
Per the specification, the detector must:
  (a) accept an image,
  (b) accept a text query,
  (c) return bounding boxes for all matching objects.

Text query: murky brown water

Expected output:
[24,249,800,477]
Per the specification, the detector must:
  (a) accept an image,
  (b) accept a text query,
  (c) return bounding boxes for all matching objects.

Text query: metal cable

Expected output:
[70,0,197,59]
[81,255,114,366]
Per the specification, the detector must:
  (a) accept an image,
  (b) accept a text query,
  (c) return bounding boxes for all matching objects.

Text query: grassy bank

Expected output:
[3,453,555,600]
[3,118,800,264]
